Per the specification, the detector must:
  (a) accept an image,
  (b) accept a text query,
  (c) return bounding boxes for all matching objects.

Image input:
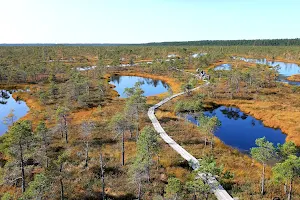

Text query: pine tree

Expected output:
[250,137,276,195]
[6,120,33,193]
[110,113,127,166]
[272,155,300,200]
[35,121,51,168]
[165,177,182,200]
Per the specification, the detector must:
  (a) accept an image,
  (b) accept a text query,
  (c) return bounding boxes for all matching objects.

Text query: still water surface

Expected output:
[184,106,286,152]
[215,63,232,71]
[237,57,300,85]
[0,90,29,136]
[109,75,169,98]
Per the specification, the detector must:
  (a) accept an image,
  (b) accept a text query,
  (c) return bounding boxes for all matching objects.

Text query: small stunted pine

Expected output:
[110,113,127,166]
[5,120,33,193]
[164,177,182,199]
[198,114,220,149]
[250,137,276,195]
[272,155,300,200]
[124,82,146,139]
[129,126,160,199]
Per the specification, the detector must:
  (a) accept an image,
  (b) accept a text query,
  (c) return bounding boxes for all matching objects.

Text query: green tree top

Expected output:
[277,141,298,160]
[196,156,223,177]
[22,173,49,200]
[251,137,276,164]
[165,177,182,199]
[136,126,159,157]
[7,120,32,147]
[198,114,221,134]
[273,155,300,183]
[272,155,300,200]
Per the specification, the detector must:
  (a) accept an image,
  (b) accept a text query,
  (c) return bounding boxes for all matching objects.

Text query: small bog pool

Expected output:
[236,57,300,85]
[184,106,286,152]
[0,90,29,136]
[215,63,232,71]
[109,75,170,98]
[239,58,300,77]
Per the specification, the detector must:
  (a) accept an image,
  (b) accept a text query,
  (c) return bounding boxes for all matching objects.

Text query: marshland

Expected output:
[0,44,300,200]
[1,0,300,199]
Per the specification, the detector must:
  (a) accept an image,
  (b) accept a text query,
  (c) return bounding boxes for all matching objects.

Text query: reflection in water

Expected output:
[251,119,255,127]
[109,75,169,98]
[235,57,300,85]
[184,106,286,152]
[277,74,300,86]
[0,90,10,104]
[215,63,232,71]
[192,53,207,58]
[239,58,300,76]
[219,107,247,120]
[0,90,30,135]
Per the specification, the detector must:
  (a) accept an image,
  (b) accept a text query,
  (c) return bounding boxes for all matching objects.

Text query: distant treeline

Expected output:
[143,38,300,46]
[0,43,128,47]
[1,38,300,47]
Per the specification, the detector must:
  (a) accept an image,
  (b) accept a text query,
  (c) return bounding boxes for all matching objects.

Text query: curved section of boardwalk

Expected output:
[148,85,234,200]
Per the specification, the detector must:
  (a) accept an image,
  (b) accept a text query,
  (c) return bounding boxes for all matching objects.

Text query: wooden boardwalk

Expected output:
[148,74,234,200]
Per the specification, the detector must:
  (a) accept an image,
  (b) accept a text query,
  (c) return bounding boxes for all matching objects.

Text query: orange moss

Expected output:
[10,87,44,130]
[13,92,42,113]
[287,74,300,82]
[69,108,98,125]
[135,59,154,63]
[0,186,21,198]
[166,167,190,182]
[274,57,300,65]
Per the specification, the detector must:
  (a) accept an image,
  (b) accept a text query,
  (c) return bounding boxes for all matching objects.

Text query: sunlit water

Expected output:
[0,90,29,136]
[109,75,170,98]
[236,57,300,85]
[215,63,232,71]
[183,106,286,152]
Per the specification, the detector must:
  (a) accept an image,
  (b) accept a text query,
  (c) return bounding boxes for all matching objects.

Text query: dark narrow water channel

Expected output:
[183,106,286,152]
[0,90,29,136]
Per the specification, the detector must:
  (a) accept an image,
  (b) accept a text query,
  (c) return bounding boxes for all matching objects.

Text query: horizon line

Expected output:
[1,38,300,45]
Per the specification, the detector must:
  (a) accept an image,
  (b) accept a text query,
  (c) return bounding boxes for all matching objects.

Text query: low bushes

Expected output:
[174,99,203,113]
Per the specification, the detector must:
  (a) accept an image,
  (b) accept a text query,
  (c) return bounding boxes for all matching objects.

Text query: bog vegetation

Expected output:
[144,38,300,46]
[0,45,300,199]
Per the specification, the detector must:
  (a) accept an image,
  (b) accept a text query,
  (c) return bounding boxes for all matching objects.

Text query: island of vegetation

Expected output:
[287,74,300,82]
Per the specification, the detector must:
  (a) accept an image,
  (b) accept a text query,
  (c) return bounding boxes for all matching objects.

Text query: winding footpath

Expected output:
[148,72,234,200]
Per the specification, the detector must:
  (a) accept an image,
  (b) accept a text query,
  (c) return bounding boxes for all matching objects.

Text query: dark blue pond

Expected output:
[109,75,169,98]
[184,106,286,152]
[0,90,29,136]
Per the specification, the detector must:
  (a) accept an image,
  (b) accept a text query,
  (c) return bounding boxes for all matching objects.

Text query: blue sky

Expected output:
[0,0,299,43]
